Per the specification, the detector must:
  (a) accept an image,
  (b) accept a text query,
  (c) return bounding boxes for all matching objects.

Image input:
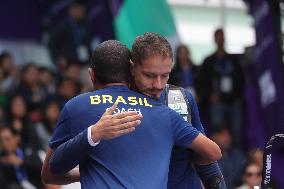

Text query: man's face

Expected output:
[131,55,172,99]
[214,30,224,48]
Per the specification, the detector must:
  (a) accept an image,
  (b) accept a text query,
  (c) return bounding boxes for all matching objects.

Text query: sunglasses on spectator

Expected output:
[245,172,261,177]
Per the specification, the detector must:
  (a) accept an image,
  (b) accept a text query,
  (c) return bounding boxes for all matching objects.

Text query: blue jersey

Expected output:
[49,85,200,189]
[160,89,204,189]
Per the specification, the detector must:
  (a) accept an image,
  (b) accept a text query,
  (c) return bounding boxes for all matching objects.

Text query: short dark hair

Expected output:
[90,40,130,84]
[131,32,173,64]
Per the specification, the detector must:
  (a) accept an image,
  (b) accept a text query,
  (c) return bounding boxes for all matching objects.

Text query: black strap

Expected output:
[165,84,169,106]
[180,87,192,123]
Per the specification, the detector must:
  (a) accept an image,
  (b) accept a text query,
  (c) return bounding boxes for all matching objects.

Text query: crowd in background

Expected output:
[0,1,275,189]
[169,28,265,189]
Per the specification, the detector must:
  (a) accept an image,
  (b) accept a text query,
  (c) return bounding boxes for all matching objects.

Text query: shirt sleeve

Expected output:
[49,105,73,149]
[185,89,205,134]
[169,109,200,148]
[49,129,90,175]
[87,126,100,146]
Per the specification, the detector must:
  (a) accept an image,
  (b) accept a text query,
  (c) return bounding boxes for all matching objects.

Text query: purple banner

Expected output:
[251,0,284,138]
[249,0,284,187]
[0,0,123,42]
[0,0,41,40]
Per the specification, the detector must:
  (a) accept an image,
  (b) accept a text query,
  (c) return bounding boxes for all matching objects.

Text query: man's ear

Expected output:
[130,59,135,75]
[130,59,135,67]
[88,67,96,84]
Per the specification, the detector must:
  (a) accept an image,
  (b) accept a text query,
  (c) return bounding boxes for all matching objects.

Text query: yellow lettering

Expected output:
[138,98,143,105]
[128,97,138,105]
[144,98,152,107]
[102,95,113,104]
[115,96,127,104]
[90,95,101,104]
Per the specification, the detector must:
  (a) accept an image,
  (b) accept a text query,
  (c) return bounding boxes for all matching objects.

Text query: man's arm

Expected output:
[188,133,222,163]
[185,90,227,188]
[42,103,142,181]
[170,108,221,162]
[42,102,79,185]
[186,90,204,133]
[42,148,80,185]
[49,129,89,175]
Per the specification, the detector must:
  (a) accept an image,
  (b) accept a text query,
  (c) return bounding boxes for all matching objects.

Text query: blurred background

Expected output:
[0,0,283,188]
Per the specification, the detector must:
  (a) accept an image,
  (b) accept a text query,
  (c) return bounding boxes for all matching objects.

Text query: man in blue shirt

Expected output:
[130,32,227,189]
[43,40,221,189]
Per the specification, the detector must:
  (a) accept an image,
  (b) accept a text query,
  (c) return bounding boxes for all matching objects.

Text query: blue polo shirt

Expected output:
[160,89,204,189]
[49,85,200,189]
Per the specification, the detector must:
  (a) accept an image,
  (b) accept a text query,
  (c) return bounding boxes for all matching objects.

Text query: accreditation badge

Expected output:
[77,45,89,62]
[220,76,232,93]
[168,103,188,115]
[168,89,189,121]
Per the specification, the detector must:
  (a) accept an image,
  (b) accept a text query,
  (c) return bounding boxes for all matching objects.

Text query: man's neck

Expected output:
[97,82,129,90]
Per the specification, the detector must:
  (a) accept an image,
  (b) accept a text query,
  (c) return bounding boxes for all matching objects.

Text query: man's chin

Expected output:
[143,92,160,100]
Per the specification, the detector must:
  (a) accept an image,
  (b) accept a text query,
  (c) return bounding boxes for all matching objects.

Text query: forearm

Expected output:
[192,154,216,165]
[195,162,227,189]
[42,149,80,185]
[189,134,222,162]
[49,129,89,175]
[43,167,80,185]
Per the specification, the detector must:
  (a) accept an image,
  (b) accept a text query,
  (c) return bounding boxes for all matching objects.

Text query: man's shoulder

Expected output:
[203,53,217,64]
[70,92,93,101]
[65,92,94,107]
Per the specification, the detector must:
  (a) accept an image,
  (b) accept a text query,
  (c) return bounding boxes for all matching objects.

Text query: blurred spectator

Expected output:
[0,68,5,91]
[0,127,39,189]
[49,77,81,108]
[35,100,60,150]
[248,148,264,170]
[199,28,245,147]
[80,66,93,93]
[63,61,82,82]
[48,0,91,70]
[6,95,38,150]
[0,52,18,94]
[0,106,5,129]
[211,127,246,188]
[14,64,46,113]
[168,44,200,98]
[39,67,57,95]
[235,163,262,189]
[58,77,80,99]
